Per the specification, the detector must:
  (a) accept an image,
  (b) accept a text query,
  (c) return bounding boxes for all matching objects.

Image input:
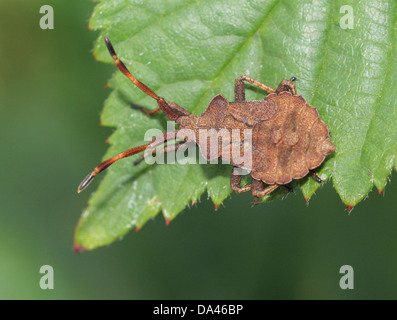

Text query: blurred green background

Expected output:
[1,0,397,299]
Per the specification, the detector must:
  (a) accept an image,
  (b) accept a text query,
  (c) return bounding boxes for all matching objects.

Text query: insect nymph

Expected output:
[78,37,335,200]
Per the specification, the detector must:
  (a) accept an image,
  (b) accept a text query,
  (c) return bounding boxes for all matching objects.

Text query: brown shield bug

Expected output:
[78,36,335,201]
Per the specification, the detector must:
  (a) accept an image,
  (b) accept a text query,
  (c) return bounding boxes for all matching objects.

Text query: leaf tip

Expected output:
[346,204,354,213]
[135,226,140,232]
[214,204,219,211]
[378,189,383,195]
[165,218,171,226]
[73,243,87,253]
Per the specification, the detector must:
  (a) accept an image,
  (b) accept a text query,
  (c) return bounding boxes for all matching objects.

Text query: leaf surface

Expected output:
[75,0,397,250]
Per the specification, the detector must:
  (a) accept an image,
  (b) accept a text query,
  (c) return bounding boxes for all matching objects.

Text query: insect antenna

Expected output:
[104,36,160,101]
[77,144,148,193]
[104,36,181,120]
[78,132,177,193]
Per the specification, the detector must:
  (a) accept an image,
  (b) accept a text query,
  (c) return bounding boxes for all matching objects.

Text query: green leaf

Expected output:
[75,0,397,250]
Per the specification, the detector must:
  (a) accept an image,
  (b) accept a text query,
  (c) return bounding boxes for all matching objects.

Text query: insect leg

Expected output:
[130,104,161,116]
[230,169,251,193]
[310,170,323,183]
[235,75,276,102]
[251,179,279,198]
[78,131,178,193]
[281,185,294,193]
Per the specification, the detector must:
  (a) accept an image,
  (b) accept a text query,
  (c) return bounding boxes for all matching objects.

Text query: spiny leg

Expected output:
[230,168,251,193]
[251,178,279,198]
[78,131,177,193]
[310,170,323,183]
[235,75,276,102]
[133,141,192,166]
[275,77,297,95]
